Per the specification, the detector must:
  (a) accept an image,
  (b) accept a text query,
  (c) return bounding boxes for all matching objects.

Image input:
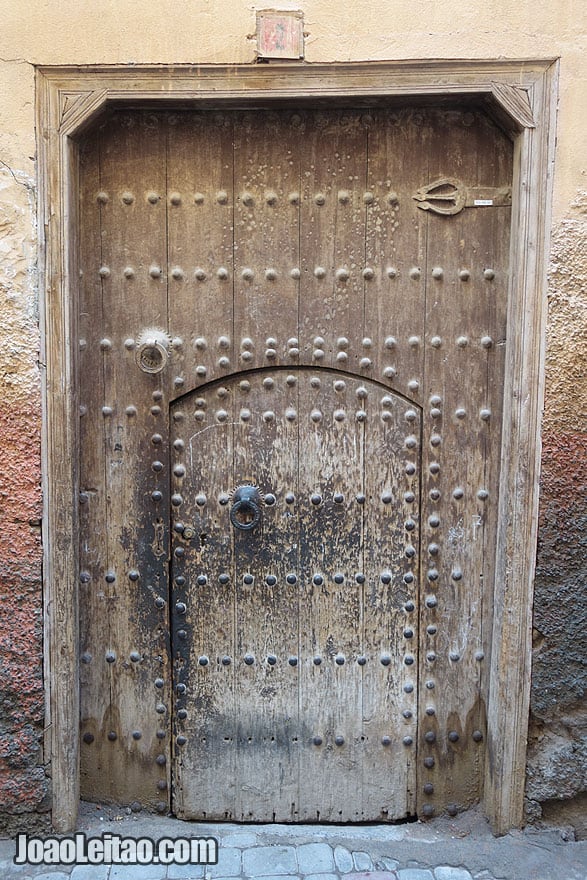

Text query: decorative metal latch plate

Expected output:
[413,177,512,216]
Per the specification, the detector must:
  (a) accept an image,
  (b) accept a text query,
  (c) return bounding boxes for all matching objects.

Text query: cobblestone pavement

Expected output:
[1,803,585,880]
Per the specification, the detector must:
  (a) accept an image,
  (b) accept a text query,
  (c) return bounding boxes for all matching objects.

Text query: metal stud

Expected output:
[122,192,135,205]
[424,783,434,795]
[105,651,116,664]
[426,680,435,690]
[472,730,484,742]
[313,735,323,746]
[357,655,367,666]
[335,654,345,666]
[459,269,470,281]
[408,379,420,392]
[336,267,350,282]
[430,336,442,348]
[362,267,374,280]
[149,265,162,279]
[387,267,398,278]
[290,267,301,279]
[409,267,421,280]
[403,736,414,746]
[267,654,277,665]
[289,192,300,205]
[432,267,443,279]
[337,352,348,363]
[96,191,109,204]
[363,191,374,204]
[453,487,464,500]
[221,656,231,666]
[424,756,435,768]
[455,408,466,419]
[427,624,437,635]
[404,683,414,693]
[217,190,229,205]
[194,192,204,204]
[480,408,492,421]
[314,267,326,279]
[335,735,345,746]
[456,335,469,348]
[405,462,417,475]
[288,656,298,667]
[83,733,95,744]
[425,595,438,608]
[484,268,495,280]
[430,434,442,447]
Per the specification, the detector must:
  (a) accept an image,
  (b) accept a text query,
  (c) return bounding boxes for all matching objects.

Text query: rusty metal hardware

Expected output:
[136,328,170,374]
[413,177,512,216]
[230,485,263,531]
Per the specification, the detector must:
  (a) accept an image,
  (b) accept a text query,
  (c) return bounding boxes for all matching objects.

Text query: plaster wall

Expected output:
[0,0,584,832]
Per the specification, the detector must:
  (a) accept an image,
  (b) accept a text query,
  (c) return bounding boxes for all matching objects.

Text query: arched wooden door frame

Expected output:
[36,59,558,834]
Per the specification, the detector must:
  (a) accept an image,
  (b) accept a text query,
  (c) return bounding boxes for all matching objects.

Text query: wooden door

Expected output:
[78,106,512,821]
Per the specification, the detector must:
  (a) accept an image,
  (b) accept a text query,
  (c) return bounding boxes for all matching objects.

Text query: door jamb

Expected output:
[36,59,558,834]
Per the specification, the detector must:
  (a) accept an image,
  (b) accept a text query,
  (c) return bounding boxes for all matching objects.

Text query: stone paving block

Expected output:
[434,869,473,880]
[352,851,374,871]
[71,866,110,880]
[220,832,259,849]
[242,845,298,876]
[246,876,299,880]
[304,875,339,880]
[207,848,242,878]
[397,870,435,880]
[334,845,354,873]
[167,861,205,879]
[378,859,400,871]
[344,873,398,880]
[110,864,166,880]
[26,874,71,880]
[297,843,335,873]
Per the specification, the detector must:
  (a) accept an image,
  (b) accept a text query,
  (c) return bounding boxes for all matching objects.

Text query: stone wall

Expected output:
[526,194,587,838]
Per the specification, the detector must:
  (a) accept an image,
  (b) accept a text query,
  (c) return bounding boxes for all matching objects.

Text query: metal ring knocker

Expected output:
[230,485,262,531]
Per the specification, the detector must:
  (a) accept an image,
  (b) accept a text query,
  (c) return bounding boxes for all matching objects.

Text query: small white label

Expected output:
[474,199,493,206]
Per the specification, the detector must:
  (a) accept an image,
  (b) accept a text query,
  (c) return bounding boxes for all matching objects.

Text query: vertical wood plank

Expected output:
[233,111,300,372]
[167,112,235,393]
[79,112,171,808]
[170,386,237,819]
[361,385,420,819]
[231,373,300,820]
[417,108,512,817]
[299,111,367,370]
[297,371,365,821]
